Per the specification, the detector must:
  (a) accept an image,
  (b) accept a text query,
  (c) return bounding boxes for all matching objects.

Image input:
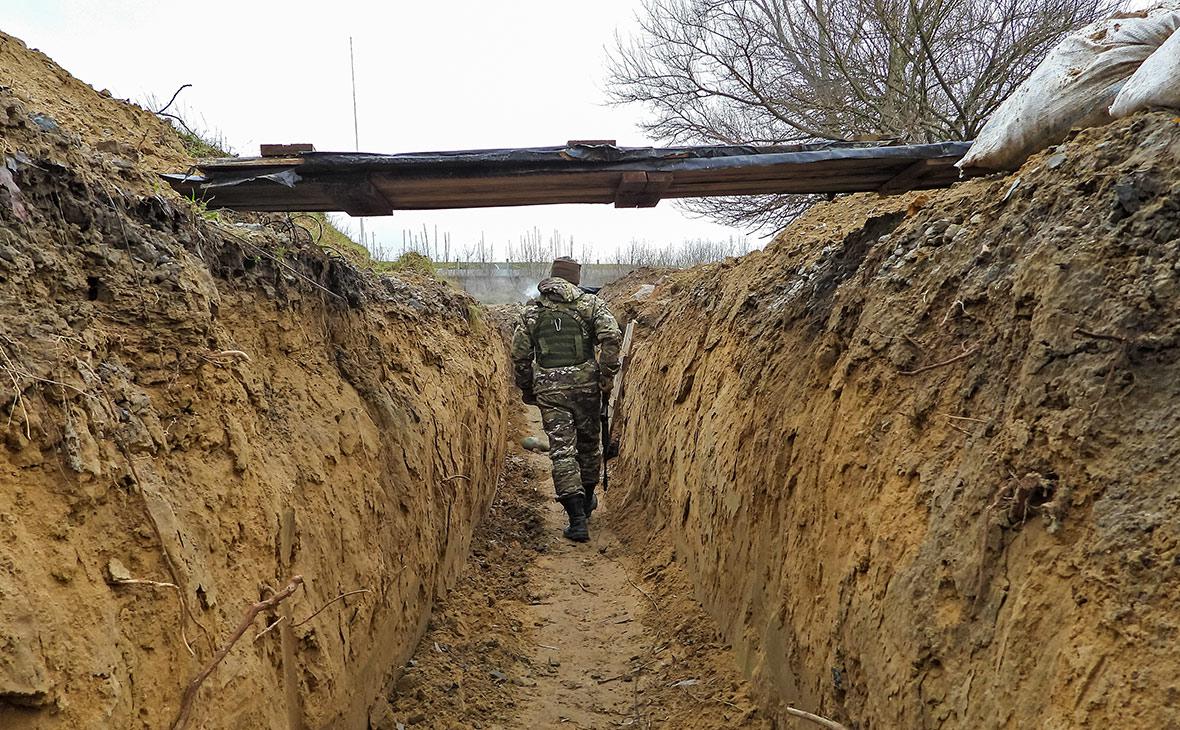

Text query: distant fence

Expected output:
[439,262,636,304]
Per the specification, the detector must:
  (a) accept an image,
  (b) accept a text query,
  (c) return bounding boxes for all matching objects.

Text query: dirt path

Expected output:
[377,407,770,729]
[511,440,658,726]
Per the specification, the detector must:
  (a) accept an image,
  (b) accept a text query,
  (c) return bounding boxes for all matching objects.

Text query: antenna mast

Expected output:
[350,37,365,246]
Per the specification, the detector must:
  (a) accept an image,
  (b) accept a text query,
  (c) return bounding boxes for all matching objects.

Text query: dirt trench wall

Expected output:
[0,35,508,730]
[610,115,1180,728]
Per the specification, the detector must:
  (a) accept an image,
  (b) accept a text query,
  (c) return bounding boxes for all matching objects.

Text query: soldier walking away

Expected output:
[511,257,621,542]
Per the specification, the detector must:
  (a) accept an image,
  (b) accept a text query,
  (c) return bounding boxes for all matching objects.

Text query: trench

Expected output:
[370,406,771,730]
[373,112,1180,730]
[3,27,1180,730]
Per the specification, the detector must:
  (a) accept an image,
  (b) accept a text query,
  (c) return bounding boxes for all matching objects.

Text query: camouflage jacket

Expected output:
[510,277,622,394]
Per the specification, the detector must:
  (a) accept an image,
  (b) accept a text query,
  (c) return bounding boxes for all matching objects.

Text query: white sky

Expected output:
[5,0,752,261]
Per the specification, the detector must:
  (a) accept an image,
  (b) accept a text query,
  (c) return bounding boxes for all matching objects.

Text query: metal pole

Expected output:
[350,37,366,247]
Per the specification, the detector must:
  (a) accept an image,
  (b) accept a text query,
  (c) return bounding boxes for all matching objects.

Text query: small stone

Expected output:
[106,558,132,584]
[969,214,985,226]
[368,696,398,730]
[925,220,950,237]
[30,113,59,133]
[521,436,548,453]
[96,139,140,161]
[1002,177,1022,202]
[394,671,420,695]
[1047,152,1067,169]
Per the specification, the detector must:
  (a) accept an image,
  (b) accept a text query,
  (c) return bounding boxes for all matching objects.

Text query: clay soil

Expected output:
[606,114,1180,728]
[0,30,507,730]
[371,406,772,730]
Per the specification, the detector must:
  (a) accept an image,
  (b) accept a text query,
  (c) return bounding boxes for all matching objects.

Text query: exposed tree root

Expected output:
[172,576,304,730]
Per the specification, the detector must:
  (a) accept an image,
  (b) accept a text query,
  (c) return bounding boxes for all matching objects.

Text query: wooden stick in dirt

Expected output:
[292,588,372,628]
[785,705,848,730]
[172,576,304,730]
[626,576,658,609]
[899,346,978,376]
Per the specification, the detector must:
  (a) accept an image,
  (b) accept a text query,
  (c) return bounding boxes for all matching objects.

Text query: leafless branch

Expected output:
[899,345,979,375]
[606,0,1116,230]
[292,588,373,628]
[172,576,304,730]
[155,84,192,115]
[785,705,849,730]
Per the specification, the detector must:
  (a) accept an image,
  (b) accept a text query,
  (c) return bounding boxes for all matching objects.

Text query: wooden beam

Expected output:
[878,158,946,194]
[637,172,673,208]
[613,172,648,208]
[329,176,391,216]
[166,142,976,214]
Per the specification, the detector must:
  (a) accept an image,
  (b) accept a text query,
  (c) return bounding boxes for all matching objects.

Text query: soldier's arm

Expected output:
[591,297,622,379]
[509,316,536,395]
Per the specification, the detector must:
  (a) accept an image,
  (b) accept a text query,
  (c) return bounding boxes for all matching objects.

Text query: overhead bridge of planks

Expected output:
[163,139,976,215]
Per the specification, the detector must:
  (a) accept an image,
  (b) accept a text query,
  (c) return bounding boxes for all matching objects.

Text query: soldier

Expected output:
[511,257,621,542]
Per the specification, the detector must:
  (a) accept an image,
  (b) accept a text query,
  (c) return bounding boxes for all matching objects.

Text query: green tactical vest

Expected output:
[533,303,593,368]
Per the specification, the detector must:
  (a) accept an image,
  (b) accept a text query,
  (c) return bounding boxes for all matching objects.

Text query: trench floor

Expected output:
[380,407,770,729]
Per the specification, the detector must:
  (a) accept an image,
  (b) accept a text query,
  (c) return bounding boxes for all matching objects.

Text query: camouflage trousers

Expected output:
[536,386,602,500]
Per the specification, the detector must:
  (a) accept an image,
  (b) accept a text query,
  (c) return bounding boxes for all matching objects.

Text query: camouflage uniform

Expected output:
[511,277,622,501]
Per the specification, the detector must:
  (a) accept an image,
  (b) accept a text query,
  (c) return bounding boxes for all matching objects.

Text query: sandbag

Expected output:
[959,6,1180,171]
[1111,25,1180,116]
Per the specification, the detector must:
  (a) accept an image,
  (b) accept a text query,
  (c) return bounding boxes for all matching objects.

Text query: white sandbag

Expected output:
[959,6,1180,171]
[1110,25,1180,116]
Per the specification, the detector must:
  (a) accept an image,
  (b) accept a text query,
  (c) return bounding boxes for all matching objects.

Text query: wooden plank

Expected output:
[198,156,306,170]
[277,507,302,729]
[666,175,896,196]
[609,321,636,421]
[394,197,614,210]
[371,171,624,196]
[261,143,315,157]
[395,189,619,204]
[664,160,914,184]
[567,139,617,146]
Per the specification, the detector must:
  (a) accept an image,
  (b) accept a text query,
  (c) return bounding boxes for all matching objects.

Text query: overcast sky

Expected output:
[5,0,751,261]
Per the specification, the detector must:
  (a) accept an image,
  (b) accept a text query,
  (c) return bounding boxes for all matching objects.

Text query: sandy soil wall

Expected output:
[0,34,507,730]
[609,115,1180,728]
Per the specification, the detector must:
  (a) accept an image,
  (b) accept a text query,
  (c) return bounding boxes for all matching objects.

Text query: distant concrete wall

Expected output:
[440,263,636,304]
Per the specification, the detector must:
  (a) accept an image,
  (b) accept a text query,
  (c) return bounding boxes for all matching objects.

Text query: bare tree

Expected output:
[608,0,1118,230]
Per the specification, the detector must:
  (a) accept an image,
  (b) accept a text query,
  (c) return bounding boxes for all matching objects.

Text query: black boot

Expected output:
[560,495,590,542]
[583,485,598,521]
